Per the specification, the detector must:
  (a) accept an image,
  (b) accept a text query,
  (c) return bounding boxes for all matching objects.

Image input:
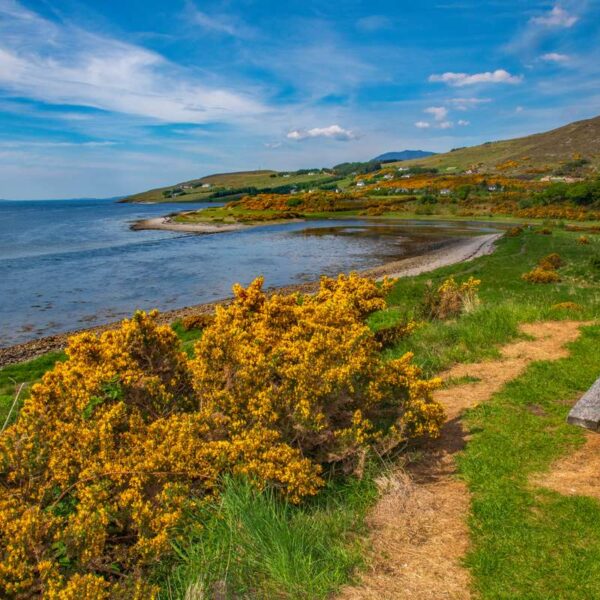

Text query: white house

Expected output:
[383,174,394,180]
[356,180,366,188]
[201,183,211,188]
[440,188,452,196]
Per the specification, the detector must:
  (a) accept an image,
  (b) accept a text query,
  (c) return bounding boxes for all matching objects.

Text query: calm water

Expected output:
[0,198,496,346]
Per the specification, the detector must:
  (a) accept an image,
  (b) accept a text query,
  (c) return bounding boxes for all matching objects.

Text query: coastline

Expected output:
[131,215,247,234]
[0,233,501,367]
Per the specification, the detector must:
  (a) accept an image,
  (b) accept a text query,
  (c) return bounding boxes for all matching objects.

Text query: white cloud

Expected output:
[414,121,431,129]
[457,119,470,126]
[424,106,448,121]
[429,69,523,87]
[185,3,255,38]
[0,1,265,124]
[530,6,578,28]
[447,97,491,110]
[540,52,570,63]
[438,121,453,129]
[286,124,357,141]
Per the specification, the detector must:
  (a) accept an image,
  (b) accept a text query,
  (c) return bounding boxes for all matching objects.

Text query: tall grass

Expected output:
[159,474,378,599]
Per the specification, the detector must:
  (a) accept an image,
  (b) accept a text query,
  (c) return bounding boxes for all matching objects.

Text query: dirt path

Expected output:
[338,321,587,600]
[532,432,600,501]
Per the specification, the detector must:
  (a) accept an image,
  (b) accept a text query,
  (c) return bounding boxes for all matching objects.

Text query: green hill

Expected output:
[397,114,600,176]
[122,169,337,203]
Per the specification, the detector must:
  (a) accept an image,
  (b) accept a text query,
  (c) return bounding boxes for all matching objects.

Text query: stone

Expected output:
[568,377,600,432]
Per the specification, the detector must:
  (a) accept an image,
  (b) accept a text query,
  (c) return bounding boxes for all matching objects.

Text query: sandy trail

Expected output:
[532,431,600,500]
[338,321,587,600]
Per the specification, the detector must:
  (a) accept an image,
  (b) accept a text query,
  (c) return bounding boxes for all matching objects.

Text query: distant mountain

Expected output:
[372,150,437,162]
[398,115,600,174]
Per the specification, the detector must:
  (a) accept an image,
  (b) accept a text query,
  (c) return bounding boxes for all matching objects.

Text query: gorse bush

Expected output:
[180,312,214,331]
[0,274,443,599]
[521,267,561,284]
[538,253,564,270]
[423,276,481,320]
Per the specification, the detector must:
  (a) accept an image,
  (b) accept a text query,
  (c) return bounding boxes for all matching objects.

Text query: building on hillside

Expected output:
[383,173,394,180]
[356,180,366,188]
[201,183,211,188]
[440,188,452,196]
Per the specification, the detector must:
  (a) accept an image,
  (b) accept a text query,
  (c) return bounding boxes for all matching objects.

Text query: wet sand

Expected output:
[0,233,501,367]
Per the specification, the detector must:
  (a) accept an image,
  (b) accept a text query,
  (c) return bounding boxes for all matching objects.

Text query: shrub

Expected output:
[181,312,215,331]
[423,277,481,320]
[538,253,564,270]
[374,321,418,349]
[506,226,523,237]
[578,235,590,245]
[521,268,561,284]
[0,276,444,598]
[537,228,552,235]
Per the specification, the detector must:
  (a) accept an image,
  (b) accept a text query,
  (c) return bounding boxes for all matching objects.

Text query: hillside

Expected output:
[373,150,436,162]
[122,169,337,203]
[398,114,600,175]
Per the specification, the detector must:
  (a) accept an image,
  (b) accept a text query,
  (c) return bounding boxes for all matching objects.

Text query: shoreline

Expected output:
[0,233,501,368]
[131,215,247,234]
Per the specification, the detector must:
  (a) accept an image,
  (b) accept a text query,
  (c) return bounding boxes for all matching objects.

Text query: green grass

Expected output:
[0,351,66,426]
[376,229,600,375]
[459,324,600,599]
[158,474,378,599]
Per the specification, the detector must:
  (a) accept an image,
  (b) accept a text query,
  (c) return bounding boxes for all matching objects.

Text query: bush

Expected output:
[506,226,523,237]
[181,312,215,331]
[537,228,552,235]
[423,277,481,320]
[0,275,444,598]
[538,253,563,270]
[578,235,590,245]
[521,268,561,284]
[374,321,418,349]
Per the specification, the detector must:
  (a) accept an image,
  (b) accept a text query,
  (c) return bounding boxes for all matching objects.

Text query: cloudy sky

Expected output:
[0,0,599,199]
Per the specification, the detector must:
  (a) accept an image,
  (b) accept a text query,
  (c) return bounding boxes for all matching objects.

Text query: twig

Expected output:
[1,379,25,433]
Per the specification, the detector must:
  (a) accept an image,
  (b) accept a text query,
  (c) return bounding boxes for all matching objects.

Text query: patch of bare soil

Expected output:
[532,432,600,501]
[337,321,587,600]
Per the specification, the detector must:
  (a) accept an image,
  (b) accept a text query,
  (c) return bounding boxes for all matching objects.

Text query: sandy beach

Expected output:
[0,233,501,367]
[131,215,247,234]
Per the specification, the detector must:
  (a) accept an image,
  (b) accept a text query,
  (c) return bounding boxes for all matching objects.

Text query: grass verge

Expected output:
[459,324,600,599]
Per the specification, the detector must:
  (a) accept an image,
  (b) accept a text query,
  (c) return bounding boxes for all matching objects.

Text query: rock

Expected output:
[568,378,600,432]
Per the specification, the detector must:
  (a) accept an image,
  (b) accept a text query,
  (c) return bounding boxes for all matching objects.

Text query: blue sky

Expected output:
[0,0,599,199]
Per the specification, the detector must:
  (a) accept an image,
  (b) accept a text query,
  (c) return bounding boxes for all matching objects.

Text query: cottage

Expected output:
[356,180,366,188]
[440,188,452,196]
[488,185,498,192]
[201,183,211,188]
[383,174,394,180]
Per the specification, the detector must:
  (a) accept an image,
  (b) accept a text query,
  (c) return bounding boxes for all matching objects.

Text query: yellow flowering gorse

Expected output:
[0,273,443,598]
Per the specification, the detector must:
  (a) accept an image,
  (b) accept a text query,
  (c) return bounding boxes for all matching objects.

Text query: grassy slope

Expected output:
[123,170,334,203]
[3,228,600,597]
[394,114,600,175]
